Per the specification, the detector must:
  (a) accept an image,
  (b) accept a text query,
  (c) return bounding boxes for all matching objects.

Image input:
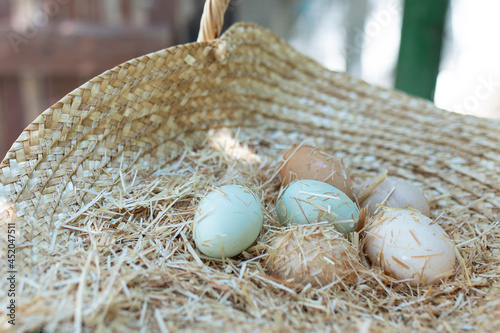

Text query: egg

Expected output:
[279,145,354,200]
[359,176,430,217]
[193,185,263,258]
[364,208,455,286]
[276,179,359,234]
[265,225,361,288]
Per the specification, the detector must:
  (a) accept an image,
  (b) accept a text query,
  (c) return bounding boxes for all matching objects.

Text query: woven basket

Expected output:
[1,0,500,332]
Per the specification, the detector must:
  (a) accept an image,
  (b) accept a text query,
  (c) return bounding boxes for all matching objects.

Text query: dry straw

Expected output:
[1,0,500,332]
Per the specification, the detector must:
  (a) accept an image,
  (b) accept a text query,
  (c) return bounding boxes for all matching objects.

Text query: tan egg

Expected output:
[265,225,361,288]
[360,176,430,217]
[279,145,354,200]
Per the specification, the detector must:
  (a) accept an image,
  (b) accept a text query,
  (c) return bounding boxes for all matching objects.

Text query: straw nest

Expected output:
[1,23,500,332]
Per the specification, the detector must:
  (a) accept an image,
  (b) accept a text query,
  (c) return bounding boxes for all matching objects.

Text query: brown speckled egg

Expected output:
[279,145,354,199]
[265,225,361,288]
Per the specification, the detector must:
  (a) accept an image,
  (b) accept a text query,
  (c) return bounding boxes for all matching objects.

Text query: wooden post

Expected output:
[19,70,44,124]
[395,0,449,101]
[102,0,123,25]
[129,0,149,26]
[0,77,26,157]
[7,0,43,154]
[345,0,368,78]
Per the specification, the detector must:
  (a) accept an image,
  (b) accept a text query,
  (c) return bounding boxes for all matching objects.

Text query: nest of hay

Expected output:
[1,14,500,333]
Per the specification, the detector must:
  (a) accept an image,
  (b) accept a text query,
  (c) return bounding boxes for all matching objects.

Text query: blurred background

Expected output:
[1,0,499,158]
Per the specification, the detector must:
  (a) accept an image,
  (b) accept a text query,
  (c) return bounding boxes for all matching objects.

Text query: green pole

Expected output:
[395,0,449,101]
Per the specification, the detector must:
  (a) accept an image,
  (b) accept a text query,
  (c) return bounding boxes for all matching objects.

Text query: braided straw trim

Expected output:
[197,0,231,42]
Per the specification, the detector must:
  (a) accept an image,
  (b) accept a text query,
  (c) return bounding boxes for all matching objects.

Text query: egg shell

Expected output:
[279,145,354,200]
[265,225,361,288]
[364,209,455,286]
[360,176,430,217]
[193,185,263,258]
[276,179,359,234]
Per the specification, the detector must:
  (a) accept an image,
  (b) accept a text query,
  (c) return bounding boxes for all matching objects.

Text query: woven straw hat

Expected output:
[1,0,499,332]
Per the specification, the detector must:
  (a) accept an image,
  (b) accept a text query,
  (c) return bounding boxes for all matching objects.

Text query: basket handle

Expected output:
[197,0,231,42]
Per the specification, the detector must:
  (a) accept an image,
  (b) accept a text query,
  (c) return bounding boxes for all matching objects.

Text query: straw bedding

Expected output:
[1,22,500,332]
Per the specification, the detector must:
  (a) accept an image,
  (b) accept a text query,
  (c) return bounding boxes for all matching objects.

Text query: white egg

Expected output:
[360,176,430,217]
[364,209,455,286]
[276,179,359,234]
[193,185,263,258]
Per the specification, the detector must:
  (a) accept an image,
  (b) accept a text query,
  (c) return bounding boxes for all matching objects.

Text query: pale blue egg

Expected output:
[276,180,359,234]
[194,185,263,258]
